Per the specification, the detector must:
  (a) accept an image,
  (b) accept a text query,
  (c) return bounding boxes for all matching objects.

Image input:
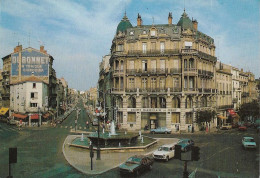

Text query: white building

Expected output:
[10,75,48,126]
[231,67,241,110]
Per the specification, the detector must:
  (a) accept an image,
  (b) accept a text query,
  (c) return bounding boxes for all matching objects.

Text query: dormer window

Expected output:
[150,30,156,36]
[142,30,147,35]
[130,31,134,35]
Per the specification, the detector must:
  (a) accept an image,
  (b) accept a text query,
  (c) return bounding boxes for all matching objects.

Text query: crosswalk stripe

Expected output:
[61,126,63,128]
[84,127,86,129]
[79,127,82,129]
[65,126,68,128]
[70,126,72,129]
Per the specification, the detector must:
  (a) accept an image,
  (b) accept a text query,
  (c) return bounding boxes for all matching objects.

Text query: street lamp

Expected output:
[93,105,106,160]
[38,106,41,127]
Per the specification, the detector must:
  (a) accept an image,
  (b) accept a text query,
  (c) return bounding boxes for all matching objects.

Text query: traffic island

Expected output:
[63,135,179,175]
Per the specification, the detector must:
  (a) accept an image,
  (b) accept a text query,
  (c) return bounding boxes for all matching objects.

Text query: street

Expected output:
[1,100,259,178]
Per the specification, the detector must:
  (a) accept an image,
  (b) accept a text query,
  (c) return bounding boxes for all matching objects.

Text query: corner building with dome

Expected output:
[107,11,218,132]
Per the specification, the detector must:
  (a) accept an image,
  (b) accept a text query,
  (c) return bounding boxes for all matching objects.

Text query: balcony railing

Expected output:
[198,69,214,78]
[113,69,124,74]
[184,88,196,92]
[198,88,217,93]
[112,88,124,92]
[169,88,182,92]
[127,49,180,55]
[218,105,234,109]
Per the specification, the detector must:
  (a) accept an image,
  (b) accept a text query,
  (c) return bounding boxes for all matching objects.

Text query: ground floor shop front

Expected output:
[116,108,217,132]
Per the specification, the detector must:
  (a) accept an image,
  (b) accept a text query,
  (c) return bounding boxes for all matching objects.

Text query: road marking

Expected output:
[70,126,72,129]
[79,127,82,129]
[84,127,86,129]
[60,126,63,128]
[65,126,67,128]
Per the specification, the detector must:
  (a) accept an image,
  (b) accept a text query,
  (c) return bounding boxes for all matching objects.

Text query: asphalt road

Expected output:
[1,100,259,178]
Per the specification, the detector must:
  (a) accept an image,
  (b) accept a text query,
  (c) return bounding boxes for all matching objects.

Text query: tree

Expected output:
[237,100,260,121]
[196,110,216,130]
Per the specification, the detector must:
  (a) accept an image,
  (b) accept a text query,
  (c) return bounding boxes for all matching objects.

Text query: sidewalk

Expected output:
[62,134,179,175]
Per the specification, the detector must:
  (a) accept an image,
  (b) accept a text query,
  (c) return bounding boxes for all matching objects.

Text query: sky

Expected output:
[0,0,259,91]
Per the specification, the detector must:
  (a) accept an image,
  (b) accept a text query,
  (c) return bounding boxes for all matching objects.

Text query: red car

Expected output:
[238,125,247,131]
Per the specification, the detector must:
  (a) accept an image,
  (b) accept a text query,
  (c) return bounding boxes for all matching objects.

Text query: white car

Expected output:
[153,142,179,162]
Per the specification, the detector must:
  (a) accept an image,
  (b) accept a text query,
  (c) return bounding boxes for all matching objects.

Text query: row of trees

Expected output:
[195,100,260,126]
[237,100,260,121]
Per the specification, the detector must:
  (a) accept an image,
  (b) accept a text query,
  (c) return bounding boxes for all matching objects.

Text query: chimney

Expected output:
[40,45,47,54]
[192,19,198,31]
[168,12,172,25]
[137,13,142,26]
[14,44,22,53]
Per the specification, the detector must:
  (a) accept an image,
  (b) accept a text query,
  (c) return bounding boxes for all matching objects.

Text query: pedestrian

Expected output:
[86,121,89,129]
[19,119,22,130]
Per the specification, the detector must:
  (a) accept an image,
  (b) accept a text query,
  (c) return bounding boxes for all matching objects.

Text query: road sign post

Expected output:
[8,147,17,178]
[89,144,94,170]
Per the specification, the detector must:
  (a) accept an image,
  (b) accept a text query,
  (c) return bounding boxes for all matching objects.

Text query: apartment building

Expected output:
[106,11,217,132]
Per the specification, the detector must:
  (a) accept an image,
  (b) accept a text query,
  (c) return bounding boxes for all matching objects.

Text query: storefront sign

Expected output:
[11,49,49,76]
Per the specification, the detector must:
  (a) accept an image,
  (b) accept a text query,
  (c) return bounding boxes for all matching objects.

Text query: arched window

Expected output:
[116,97,123,108]
[128,97,136,108]
[172,97,180,108]
[185,97,193,108]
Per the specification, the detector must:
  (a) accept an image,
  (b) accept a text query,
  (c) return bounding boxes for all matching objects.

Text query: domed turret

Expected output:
[116,12,133,34]
[177,9,194,30]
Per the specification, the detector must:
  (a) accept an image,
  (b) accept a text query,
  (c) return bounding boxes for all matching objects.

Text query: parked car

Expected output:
[7,118,16,125]
[176,139,194,152]
[221,124,232,130]
[238,125,247,131]
[242,137,256,150]
[150,127,171,134]
[153,141,179,161]
[119,155,153,175]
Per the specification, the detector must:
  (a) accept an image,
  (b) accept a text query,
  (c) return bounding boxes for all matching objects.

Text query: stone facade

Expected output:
[107,11,218,132]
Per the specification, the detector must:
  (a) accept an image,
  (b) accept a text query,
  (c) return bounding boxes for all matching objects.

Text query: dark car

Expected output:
[119,155,153,175]
[176,139,194,152]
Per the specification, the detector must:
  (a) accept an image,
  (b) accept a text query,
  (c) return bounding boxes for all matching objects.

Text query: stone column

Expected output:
[122,96,128,129]
[180,96,186,131]
[166,96,172,129]
[29,114,31,126]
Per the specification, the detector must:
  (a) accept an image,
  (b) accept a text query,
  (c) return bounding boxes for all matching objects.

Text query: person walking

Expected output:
[86,121,89,129]
[19,119,22,130]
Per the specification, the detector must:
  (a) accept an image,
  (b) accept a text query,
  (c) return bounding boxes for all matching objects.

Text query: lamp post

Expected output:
[38,106,41,127]
[93,105,106,160]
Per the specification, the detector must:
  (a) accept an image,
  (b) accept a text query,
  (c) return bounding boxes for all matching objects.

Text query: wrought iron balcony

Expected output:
[127,49,179,56]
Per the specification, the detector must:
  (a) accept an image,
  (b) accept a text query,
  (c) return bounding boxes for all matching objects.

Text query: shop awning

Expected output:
[12,113,28,119]
[217,115,227,120]
[150,115,157,120]
[31,114,39,119]
[0,107,9,115]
